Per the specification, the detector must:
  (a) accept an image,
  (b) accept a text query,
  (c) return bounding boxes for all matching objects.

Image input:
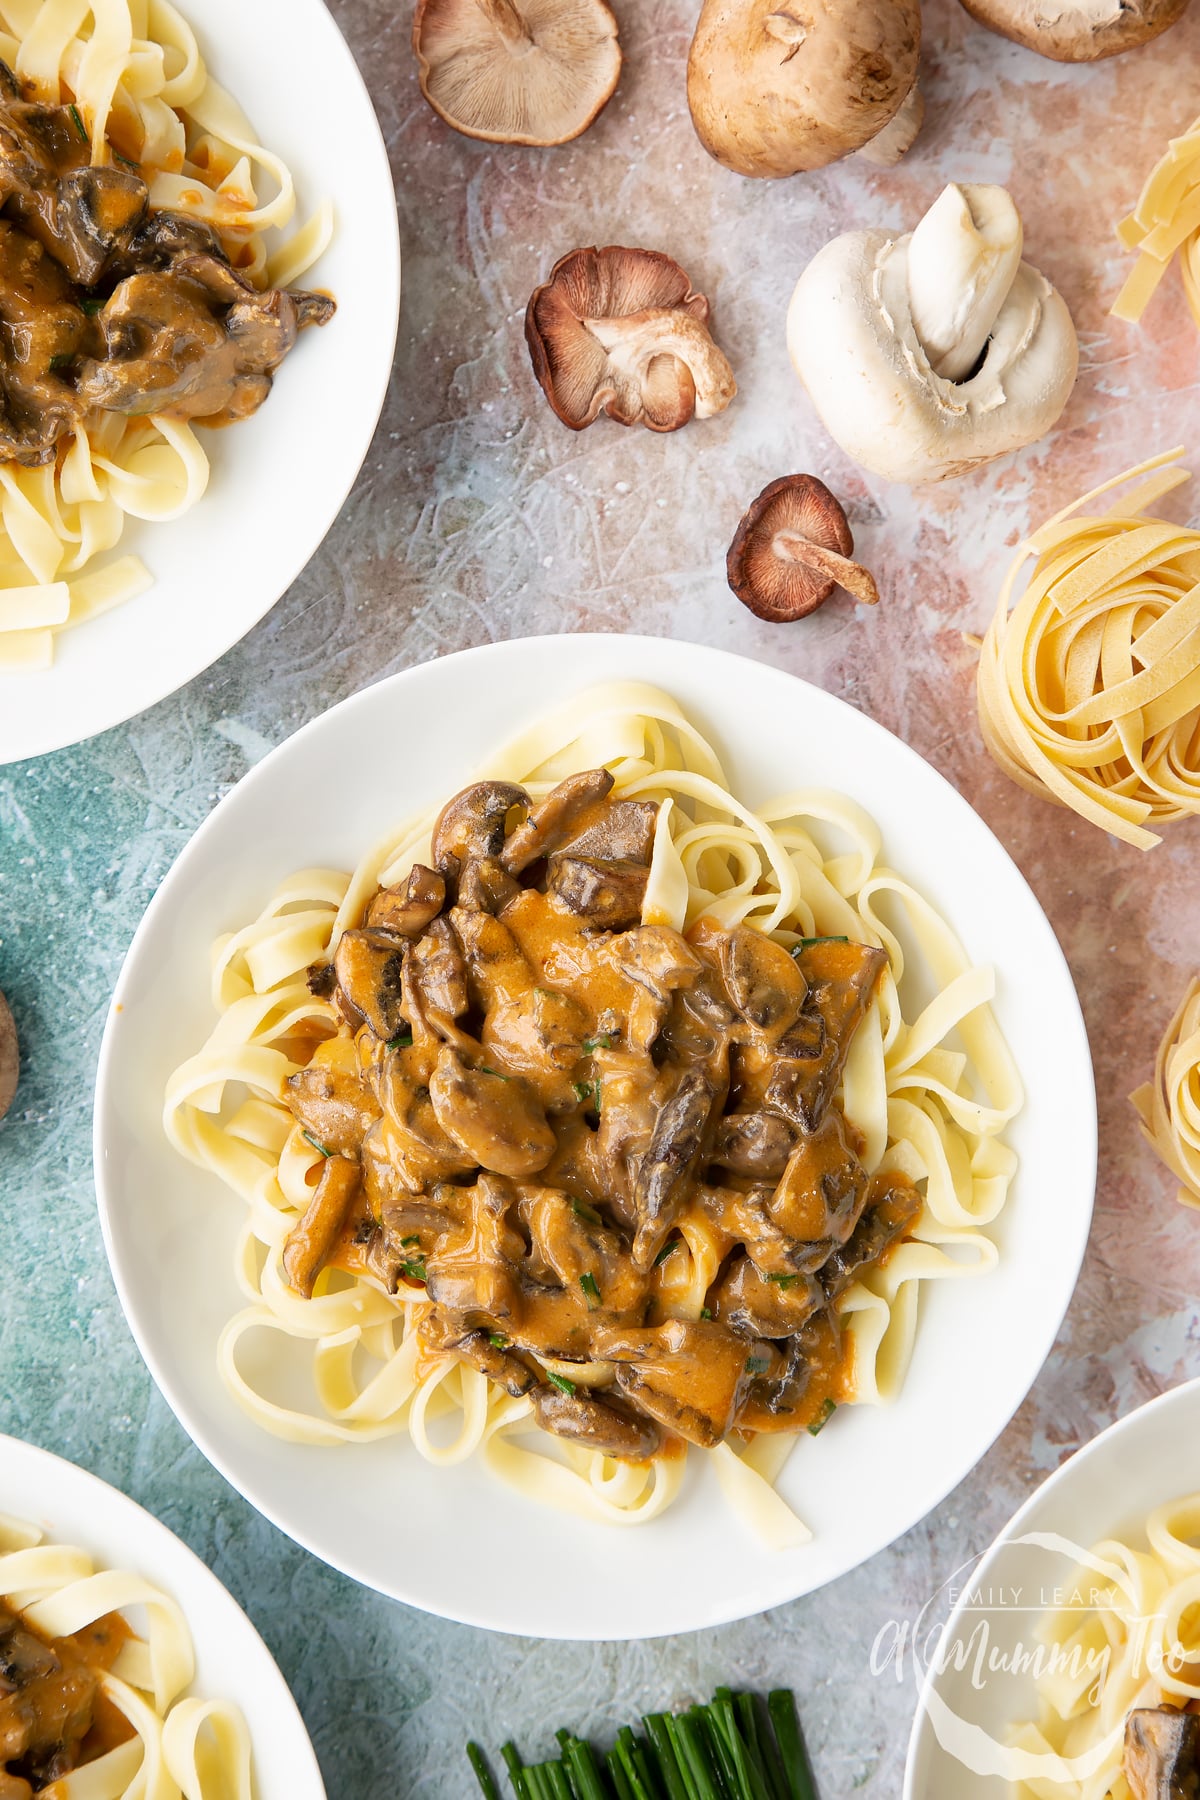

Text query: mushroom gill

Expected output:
[412,0,622,146]
[727,475,879,621]
[525,245,737,432]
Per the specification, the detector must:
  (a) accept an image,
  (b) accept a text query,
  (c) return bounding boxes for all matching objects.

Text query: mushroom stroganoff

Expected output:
[164,685,1022,1542]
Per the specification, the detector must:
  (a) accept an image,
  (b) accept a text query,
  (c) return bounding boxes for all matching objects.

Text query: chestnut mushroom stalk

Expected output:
[787,183,1079,484]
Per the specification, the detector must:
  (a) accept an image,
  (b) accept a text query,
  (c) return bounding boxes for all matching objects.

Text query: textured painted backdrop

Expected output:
[2,0,1200,1792]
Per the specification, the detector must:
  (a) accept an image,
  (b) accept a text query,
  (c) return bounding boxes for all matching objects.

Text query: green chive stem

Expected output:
[607,1750,635,1800]
[766,1694,818,1800]
[502,1743,532,1800]
[642,1717,691,1800]
[469,1743,503,1800]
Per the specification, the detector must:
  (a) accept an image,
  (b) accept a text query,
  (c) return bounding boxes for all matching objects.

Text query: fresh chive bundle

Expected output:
[468,1688,818,1800]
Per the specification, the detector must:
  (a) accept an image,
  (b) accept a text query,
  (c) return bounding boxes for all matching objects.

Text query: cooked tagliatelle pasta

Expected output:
[1132,977,1200,1211]
[977,448,1200,851]
[163,683,1022,1546]
[1112,113,1200,331]
[0,0,335,671]
[0,1510,252,1798]
[1010,1493,1200,1799]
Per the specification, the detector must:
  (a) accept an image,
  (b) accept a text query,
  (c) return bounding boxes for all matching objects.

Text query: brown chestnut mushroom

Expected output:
[0,990,16,1122]
[727,475,879,621]
[957,0,1189,60]
[525,246,737,432]
[412,0,622,147]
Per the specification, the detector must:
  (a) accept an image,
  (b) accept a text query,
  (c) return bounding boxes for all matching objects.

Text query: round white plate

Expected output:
[904,1378,1200,1798]
[0,1433,326,1798]
[0,0,399,766]
[94,636,1097,1639]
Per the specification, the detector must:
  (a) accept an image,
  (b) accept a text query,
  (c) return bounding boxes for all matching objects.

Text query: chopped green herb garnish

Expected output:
[488,1332,510,1350]
[807,1398,837,1437]
[745,1354,770,1375]
[546,1371,577,1397]
[572,1078,602,1111]
[481,1065,512,1081]
[49,353,73,371]
[653,1238,680,1268]
[301,1130,332,1158]
[582,1033,613,1054]
[579,1272,601,1307]
[700,1306,712,1321]
[400,1234,421,1247]
[571,1198,603,1226]
[400,1257,427,1285]
[112,149,140,170]
[768,1272,799,1288]
[68,103,88,141]
[387,1030,414,1050]
[80,296,104,316]
[792,935,850,956]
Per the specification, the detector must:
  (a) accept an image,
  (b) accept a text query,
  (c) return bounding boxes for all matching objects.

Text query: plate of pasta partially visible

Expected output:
[0,1432,325,1799]
[0,0,399,763]
[93,636,1097,1639]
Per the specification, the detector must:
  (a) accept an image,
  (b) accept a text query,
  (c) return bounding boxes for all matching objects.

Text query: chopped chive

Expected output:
[767,1273,799,1288]
[387,1030,414,1050]
[563,1737,610,1800]
[501,1743,532,1800]
[300,1129,332,1158]
[791,936,849,957]
[572,1199,603,1226]
[489,1332,511,1350]
[468,1744,503,1800]
[68,102,88,141]
[543,1764,574,1800]
[700,1307,712,1321]
[766,1693,818,1800]
[401,1257,427,1284]
[572,1079,601,1110]
[112,148,140,169]
[400,1234,421,1247]
[653,1238,680,1268]
[643,1717,691,1800]
[745,1354,770,1376]
[49,353,73,371]
[669,1712,722,1800]
[806,1399,837,1438]
[579,1271,601,1308]
[740,1696,789,1800]
[80,295,104,315]
[482,1065,512,1081]
[607,1751,635,1800]
[546,1371,577,1397]
[582,1033,613,1053]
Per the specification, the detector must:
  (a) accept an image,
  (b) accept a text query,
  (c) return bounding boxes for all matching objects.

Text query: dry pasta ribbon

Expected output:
[1131,975,1200,1208]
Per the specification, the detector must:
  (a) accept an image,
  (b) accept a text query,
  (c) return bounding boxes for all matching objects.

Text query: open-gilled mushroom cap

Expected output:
[526,245,737,432]
[0,990,17,1122]
[412,0,622,146]
[727,476,879,620]
[958,0,1189,60]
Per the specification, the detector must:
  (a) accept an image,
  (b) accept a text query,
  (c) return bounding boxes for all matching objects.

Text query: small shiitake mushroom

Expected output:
[525,245,737,432]
[0,990,17,1122]
[727,475,879,621]
[412,0,622,146]
[687,0,923,177]
[957,0,1190,60]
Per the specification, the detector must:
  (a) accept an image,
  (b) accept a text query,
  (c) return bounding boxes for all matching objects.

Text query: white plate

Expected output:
[0,0,399,766]
[0,1433,326,1799]
[93,635,1097,1640]
[904,1378,1200,1797]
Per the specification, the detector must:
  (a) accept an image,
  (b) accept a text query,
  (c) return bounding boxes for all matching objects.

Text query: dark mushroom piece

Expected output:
[332,928,407,1041]
[0,1602,99,1784]
[0,222,86,466]
[765,939,888,1131]
[520,1187,649,1317]
[424,1172,527,1321]
[500,769,614,873]
[728,475,879,622]
[282,1156,362,1298]
[457,855,521,914]
[364,1063,478,1197]
[428,1046,557,1177]
[562,797,660,864]
[710,1252,824,1339]
[412,0,622,148]
[526,245,737,433]
[0,989,17,1122]
[532,1385,662,1460]
[631,1067,717,1269]
[820,1173,922,1299]
[422,1317,542,1397]
[431,781,529,871]
[1124,1708,1200,1800]
[284,1063,381,1157]
[717,925,809,1037]
[405,916,469,1022]
[366,864,446,936]
[547,854,649,930]
[594,1318,763,1449]
[710,1111,795,1181]
[767,1112,871,1265]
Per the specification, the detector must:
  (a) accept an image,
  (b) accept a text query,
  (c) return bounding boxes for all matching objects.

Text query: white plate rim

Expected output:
[0,0,400,765]
[92,634,1099,1639]
[902,1375,1200,1796]
[0,1432,326,1798]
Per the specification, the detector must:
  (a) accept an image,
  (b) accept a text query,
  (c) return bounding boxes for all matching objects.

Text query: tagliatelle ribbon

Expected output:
[1131,975,1200,1208]
[976,448,1200,849]
[1112,112,1200,329]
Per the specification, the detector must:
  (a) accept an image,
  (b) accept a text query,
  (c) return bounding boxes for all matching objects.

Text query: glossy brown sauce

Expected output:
[0,1602,134,1795]
[285,772,923,1464]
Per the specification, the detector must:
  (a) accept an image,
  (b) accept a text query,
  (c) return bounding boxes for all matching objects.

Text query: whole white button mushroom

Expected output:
[786,184,1079,484]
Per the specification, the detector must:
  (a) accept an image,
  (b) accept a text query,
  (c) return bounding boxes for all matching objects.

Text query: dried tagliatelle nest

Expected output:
[1113,112,1200,330]
[976,447,1200,849]
[1132,978,1200,1209]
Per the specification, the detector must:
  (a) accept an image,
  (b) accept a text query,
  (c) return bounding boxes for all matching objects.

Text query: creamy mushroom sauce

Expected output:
[0,1601,132,1796]
[0,67,333,468]
[282,770,921,1465]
